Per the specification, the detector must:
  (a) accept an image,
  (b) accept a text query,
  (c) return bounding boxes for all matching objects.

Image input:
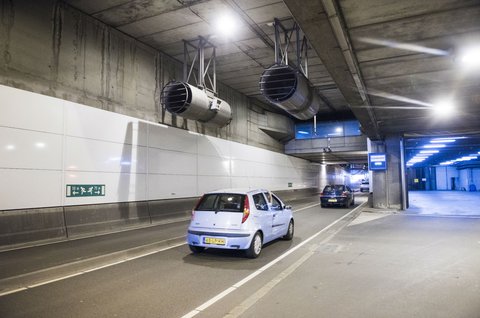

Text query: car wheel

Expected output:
[321,204,326,208]
[189,245,205,253]
[283,220,294,240]
[246,232,263,258]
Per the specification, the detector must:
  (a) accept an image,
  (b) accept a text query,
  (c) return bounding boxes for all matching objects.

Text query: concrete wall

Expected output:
[0,84,318,247]
[458,168,480,191]
[318,164,351,190]
[435,166,458,190]
[369,136,404,210]
[0,0,291,153]
[285,135,367,155]
[426,166,480,191]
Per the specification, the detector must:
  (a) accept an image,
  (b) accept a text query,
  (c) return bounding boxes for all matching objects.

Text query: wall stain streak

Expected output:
[1,0,14,69]
[154,52,161,122]
[116,39,125,102]
[50,1,63,93]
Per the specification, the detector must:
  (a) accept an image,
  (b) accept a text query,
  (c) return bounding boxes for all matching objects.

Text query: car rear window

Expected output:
[196,193,245,212]
[323,185,345,192]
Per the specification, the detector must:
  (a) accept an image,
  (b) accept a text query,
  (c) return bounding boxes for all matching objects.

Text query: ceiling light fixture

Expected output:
[215,13,239,38]
[424,144,446,148]
[432,98,455,117]
[420,150,439,154]
[458,45,480,69]
[430,138,456,143]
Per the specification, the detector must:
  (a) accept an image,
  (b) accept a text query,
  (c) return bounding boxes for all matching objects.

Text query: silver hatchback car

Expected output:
[187,188,294,258]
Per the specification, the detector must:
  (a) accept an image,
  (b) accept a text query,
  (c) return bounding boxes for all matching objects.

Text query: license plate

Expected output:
[203,237,226,245]
[328,198,337,202]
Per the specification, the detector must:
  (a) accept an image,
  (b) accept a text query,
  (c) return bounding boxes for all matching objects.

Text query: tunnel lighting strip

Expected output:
[181,202,366,318]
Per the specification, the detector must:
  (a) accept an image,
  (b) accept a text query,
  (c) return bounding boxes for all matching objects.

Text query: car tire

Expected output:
[321,204,326,208]
[283,220,294,240]
[189,245,205,253]
[245,232,263,258]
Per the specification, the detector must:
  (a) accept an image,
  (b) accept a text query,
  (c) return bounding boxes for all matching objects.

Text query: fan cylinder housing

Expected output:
[161,81,232,128]
[259,64,321,120]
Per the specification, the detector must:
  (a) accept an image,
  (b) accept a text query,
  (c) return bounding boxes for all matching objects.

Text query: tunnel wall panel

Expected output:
[0,85,318,247]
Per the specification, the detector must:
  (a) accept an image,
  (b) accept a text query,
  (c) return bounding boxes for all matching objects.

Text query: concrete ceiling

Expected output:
[64,0,480,154]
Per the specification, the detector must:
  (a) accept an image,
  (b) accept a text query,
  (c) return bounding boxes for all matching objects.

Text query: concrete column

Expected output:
[369,135,407,210]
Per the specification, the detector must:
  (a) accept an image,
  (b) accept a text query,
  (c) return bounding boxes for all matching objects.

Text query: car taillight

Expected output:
[191,195,204,220]
[242,196,250,223]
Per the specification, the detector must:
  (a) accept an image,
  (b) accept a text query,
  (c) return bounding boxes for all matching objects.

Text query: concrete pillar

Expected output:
[369,135,407,210]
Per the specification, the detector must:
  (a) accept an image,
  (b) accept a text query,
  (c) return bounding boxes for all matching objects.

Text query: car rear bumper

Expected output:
[187,229,253,250]
[320,197,349,206]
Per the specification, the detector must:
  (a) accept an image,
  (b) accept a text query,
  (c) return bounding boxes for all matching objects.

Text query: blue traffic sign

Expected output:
[368,153,387,171]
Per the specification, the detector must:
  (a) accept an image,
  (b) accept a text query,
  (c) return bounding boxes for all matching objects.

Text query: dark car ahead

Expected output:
[320,185,354,208]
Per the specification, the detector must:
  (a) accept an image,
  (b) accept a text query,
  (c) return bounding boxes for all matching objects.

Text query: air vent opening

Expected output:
[161,81,192,114]
[260,65,297,102]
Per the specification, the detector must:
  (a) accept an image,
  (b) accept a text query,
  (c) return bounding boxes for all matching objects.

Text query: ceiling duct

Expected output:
[260,64,320,120]
[161,36,232,128]
[161,81,232,128]
[259,18,321,120]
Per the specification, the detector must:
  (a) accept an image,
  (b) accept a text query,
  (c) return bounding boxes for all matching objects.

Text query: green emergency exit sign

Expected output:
[66,184,105,197]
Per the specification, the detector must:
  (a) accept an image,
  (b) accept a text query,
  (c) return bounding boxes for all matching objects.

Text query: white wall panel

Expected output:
[197,155,230,176]
[230,177,252,189]
[0,86,319,210]
[436,167,448,190]
[0,127,63,170]
[148,174,197,199]
[65,136,147,173]
[197,176,231,194]
[197,136,231,158]
[0,169,62,210]
[472,169,480,189]
[65,101,148,146]
[459,169,469,190]
[148,148,197,175]
[0,85,64,134]
[231,160,252,177]
[230,142,267,161]
[64,172,147,205]
[148,124,197,153]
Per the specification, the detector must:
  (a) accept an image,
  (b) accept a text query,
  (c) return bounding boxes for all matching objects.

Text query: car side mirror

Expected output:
[283,205,291,210]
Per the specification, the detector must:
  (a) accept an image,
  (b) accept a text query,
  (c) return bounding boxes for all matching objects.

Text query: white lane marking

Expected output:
[0,201,320,297]
[181,202,365,318]
[293,203,320,213]
[225,246,317,318]
[0,242,186,297]
[0,287,28,296]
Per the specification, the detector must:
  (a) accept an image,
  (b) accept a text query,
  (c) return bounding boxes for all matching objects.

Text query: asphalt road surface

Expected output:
[0,196,362,318]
